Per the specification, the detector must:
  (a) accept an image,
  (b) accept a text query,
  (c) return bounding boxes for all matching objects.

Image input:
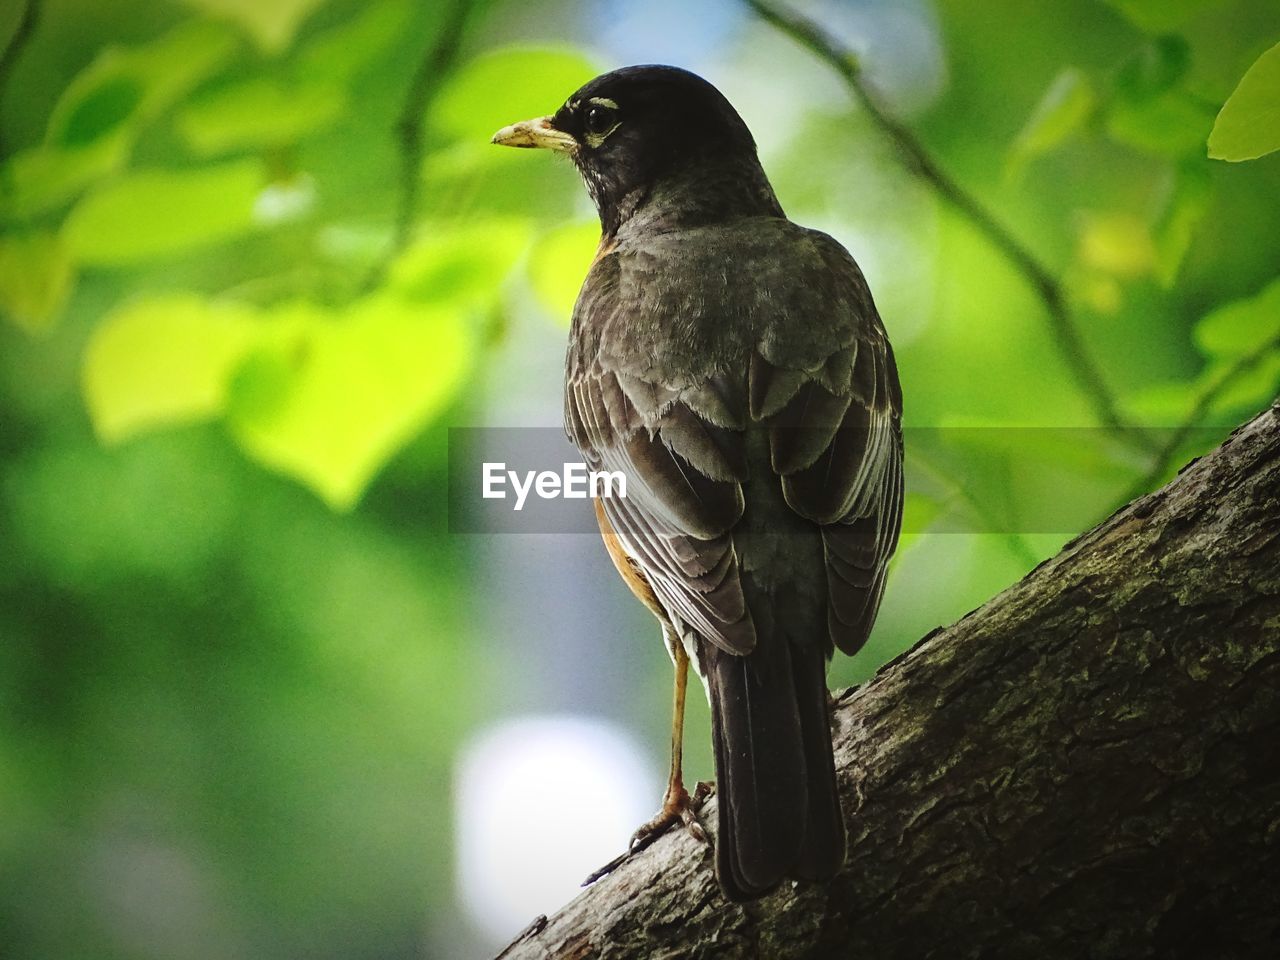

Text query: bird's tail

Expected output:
[706,631,845,900]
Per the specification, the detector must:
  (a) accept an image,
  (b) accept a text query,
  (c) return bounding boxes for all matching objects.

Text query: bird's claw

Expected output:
[628,781,711,853]
[581,781,714,886]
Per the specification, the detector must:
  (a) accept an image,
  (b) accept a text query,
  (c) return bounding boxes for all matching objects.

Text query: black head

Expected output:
[492,65,781,235]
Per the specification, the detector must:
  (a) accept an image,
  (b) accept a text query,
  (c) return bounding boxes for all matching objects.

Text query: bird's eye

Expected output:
[584,104,618,137]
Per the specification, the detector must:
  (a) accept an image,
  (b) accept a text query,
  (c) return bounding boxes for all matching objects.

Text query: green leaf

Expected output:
[420,140,580,220]
[1107,88,1214,157]
[177,77,346,155]
[316,222,393,266]
[0,140,126,222]
[297,0,411,82]
[53,74,144,150]
[1193,278,1280,358]
[527,221,598,323]
[1208,41,1280,162]
[218,304,310,422]
[431,48,598,144]
[123,18,241,105]
[173,0,325,53]
[387,219,531,308]
[63,159,261,265]
[1107,36,1212,157]
[1124,381,1197,423]
[1153,162,1211,287]
[82,294,261,442]
[2,21,238,222]
[0,231,76,334]
[1102,0,1225,32]
[1006,68,1095,180]
[1115,35,1191,100]
[47,20,238,150]
[1203,352,1280,415]
[227,296,473,509]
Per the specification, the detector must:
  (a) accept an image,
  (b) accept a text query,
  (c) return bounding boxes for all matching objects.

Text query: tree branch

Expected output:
[0,0,39,162]
[499,400,1280,958]
[362,0,474,291]
[742,0,1151,451]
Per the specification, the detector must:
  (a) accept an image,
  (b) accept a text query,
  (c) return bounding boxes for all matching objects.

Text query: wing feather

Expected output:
[569,369,756,654]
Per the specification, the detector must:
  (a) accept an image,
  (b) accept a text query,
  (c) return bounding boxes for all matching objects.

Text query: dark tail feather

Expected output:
[790,643,846,880]
[706,638,808,901]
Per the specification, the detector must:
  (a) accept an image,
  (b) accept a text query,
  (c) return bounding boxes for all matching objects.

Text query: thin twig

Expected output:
[1118,331,1280,507]
[743,0,1152,451]
[0,0,39,162]
[362,0,474,291]
[904,445,1040,567]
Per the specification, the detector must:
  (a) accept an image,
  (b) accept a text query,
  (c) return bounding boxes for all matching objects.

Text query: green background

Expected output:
[2,0,1278,956]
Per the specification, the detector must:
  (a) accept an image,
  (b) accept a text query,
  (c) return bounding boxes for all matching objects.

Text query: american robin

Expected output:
[492,65,903,902]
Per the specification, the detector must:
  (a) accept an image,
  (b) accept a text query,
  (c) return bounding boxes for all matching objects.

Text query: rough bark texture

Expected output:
[499,405,1280,960]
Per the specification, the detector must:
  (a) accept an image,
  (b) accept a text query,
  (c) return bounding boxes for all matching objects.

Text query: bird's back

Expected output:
[570,216,877,388]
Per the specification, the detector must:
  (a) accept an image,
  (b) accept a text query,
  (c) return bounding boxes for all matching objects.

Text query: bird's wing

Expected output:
[752,314,904,656]
[566,223,901,658]
[566,364,756,655]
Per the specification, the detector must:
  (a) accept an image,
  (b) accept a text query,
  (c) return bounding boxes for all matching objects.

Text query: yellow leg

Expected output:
[582,639,709,886]
[665,641,689,799]
[626,640,708,851]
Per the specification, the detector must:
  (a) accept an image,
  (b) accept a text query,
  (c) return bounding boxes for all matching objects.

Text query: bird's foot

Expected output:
[629,779,712,852]
[582,781,713,886]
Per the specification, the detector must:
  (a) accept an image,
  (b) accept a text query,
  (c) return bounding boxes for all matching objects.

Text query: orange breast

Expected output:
[594,498,667,623]
[592,234,618,266]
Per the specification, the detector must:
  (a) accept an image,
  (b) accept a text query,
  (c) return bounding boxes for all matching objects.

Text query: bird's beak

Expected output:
[491,116,578,152]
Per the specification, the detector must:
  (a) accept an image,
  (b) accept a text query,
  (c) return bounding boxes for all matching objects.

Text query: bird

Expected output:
[492,64,903,902]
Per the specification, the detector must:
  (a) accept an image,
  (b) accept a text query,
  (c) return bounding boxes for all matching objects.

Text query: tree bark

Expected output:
[498,404,1280,960]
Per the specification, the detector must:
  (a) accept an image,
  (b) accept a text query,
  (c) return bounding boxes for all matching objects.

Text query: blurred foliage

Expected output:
[1,0,1278,956]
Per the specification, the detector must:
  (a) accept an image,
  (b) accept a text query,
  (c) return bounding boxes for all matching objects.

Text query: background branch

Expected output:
[742,0,1149,450]
[0,0,39,161]
[499,401,1280,959]
[1119,331,1280,507]
[362,0,474,291]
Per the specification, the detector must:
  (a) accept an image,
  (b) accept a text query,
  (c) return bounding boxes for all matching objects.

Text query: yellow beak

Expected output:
[491,116,578,152]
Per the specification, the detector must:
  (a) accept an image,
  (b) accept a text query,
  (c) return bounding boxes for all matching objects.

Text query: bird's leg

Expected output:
[581,642,710,887]
[628,641,708,852]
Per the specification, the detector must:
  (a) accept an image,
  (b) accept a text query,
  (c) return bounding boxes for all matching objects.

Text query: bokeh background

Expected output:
[2,0,1278,956]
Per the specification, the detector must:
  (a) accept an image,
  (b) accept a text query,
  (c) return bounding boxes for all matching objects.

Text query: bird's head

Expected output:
[492,65,779,235]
